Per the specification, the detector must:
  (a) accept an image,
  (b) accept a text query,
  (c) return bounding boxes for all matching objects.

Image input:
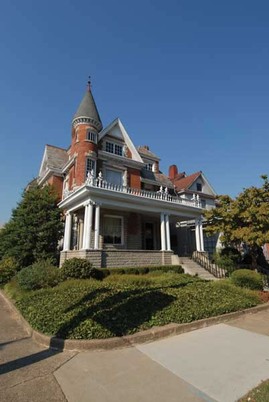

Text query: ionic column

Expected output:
[83,202,93,249]
[165,214,171,251]
[160,212,167,251]
[63,212,72,251]
[94,204,100,249]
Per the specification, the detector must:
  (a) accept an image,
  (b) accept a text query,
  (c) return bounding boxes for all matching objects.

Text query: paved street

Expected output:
[1,291,269,402]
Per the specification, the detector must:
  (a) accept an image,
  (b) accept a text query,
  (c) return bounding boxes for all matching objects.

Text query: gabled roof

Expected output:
[173,171,217,196]
[73,86,102,130]
[174,171,201,191]
[137,146,160,161]
[99,118,144,163]
[39,145,68,178]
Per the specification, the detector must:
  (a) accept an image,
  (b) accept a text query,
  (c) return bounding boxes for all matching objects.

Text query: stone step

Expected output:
[178,256,218,281]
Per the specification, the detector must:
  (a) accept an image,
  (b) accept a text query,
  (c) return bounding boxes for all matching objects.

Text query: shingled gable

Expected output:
[38,144,68,179]
[98,118,144,163]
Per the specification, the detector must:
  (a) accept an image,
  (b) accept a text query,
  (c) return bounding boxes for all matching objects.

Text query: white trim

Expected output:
[38,147,48,178]
[103,214,124,246]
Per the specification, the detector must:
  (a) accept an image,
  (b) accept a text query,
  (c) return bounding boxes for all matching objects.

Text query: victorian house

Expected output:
[38,81,216,267]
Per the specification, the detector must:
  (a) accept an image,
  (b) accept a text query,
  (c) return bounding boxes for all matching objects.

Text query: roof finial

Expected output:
[87,76,91,91]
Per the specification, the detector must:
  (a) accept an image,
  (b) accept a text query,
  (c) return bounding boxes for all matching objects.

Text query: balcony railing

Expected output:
[63,176,202,209]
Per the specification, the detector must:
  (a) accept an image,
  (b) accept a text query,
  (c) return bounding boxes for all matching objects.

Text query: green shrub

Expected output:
[17,260,60,291]
[0,257,19,285]
[14,276,260,339]
[61,258,102,280]
[230,269,263,290]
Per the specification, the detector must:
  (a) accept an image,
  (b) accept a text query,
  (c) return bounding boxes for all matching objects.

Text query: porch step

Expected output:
[178,257,218,281]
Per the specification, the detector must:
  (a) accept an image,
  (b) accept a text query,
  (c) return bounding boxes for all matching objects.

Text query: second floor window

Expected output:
[105,141,123,156]
[86,158,95,176]
[196,183,202,192]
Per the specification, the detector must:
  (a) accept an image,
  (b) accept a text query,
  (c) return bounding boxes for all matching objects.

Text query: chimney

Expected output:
[169,164,178,180]
[143,145,149,150]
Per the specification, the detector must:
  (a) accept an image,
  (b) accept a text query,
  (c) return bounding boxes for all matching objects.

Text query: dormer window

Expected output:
[86,131,97,143]
[145,163,153,171]
[196,183,202,192]
[105,141,123,156]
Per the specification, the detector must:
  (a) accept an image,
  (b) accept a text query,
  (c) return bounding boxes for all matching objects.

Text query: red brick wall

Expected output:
[129,168,141,189]
[47,175,63,201]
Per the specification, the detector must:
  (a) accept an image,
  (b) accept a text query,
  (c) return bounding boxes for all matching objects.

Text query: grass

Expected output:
[239,379,269,401]
[5,273,261,340]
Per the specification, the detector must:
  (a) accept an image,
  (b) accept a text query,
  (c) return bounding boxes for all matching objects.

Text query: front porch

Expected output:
[59,179,205,268]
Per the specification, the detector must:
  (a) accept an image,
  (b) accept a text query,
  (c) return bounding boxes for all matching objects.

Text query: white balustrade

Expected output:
[63,178,201,209]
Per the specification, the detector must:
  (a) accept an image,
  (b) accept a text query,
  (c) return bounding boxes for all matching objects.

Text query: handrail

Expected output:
[63,178,202,209]
[192,251,226,278]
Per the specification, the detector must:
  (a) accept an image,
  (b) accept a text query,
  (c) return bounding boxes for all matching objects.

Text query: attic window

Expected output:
[196,183,202,192]
[105,141,123,156]
[86,131,97,143]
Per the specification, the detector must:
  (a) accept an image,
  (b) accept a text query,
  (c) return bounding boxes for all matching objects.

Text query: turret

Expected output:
[69,79,102,188]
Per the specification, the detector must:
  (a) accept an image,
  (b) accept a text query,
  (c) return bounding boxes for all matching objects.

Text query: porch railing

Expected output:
[63,177,202,209]
[192,251,226,278]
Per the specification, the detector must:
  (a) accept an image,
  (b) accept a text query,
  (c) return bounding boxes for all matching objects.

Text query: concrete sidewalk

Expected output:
[2,292,269,402]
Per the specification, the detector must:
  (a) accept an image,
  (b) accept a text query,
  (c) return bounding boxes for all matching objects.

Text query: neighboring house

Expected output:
[38,80,216,267]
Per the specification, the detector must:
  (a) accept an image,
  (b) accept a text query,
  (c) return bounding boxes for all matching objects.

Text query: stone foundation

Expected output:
[60,250,173,268]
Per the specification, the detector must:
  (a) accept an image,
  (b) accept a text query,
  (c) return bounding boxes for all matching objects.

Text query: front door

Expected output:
[145,222,154,250]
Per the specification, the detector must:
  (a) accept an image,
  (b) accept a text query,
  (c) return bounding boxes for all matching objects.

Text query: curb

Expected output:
[1,289,269,352]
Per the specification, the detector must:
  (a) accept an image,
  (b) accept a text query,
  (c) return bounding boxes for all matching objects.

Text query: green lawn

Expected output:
[6,273,261,339]
[239,380,269,401]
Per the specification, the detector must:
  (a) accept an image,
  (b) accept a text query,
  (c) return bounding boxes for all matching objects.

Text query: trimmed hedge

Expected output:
[230,269,264,290]
[96,265,184,278]
[17,260,61,291]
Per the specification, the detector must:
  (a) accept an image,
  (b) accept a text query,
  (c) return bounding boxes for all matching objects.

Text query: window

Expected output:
[106,169,123,186]
[201,199,206,208]
[103,216,123,244]
[196,183,202,192]
[144,163,153,171]
[105,141,123,156]
[86,131,97,143]
[106,142,114,153]
[86,158,95,176]
[115,144,123,156]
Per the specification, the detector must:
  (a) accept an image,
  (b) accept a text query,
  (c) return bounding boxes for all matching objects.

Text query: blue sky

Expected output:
[1,0,269,224]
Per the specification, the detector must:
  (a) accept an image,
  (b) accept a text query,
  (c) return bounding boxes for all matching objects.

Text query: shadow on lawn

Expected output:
[56,287,175,338]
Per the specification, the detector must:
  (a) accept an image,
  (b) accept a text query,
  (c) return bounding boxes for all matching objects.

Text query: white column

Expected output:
[82,205,88,249]
[94,204,100,249]
[83,203,93,249]
[165,214,171,251]
[199,218,204,252]
[63,212,72,251]
[160,212,167,251]
[195,218,201,252]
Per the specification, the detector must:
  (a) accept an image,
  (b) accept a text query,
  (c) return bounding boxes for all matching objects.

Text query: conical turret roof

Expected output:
[73,82,102,130]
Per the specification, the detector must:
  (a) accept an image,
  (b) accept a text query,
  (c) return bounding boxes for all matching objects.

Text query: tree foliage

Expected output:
[0,184,63,267]
[205,175,269,268]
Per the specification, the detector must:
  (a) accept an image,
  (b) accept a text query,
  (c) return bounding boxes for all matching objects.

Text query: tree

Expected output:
[0,184,63,267]
[205,175,269,269]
